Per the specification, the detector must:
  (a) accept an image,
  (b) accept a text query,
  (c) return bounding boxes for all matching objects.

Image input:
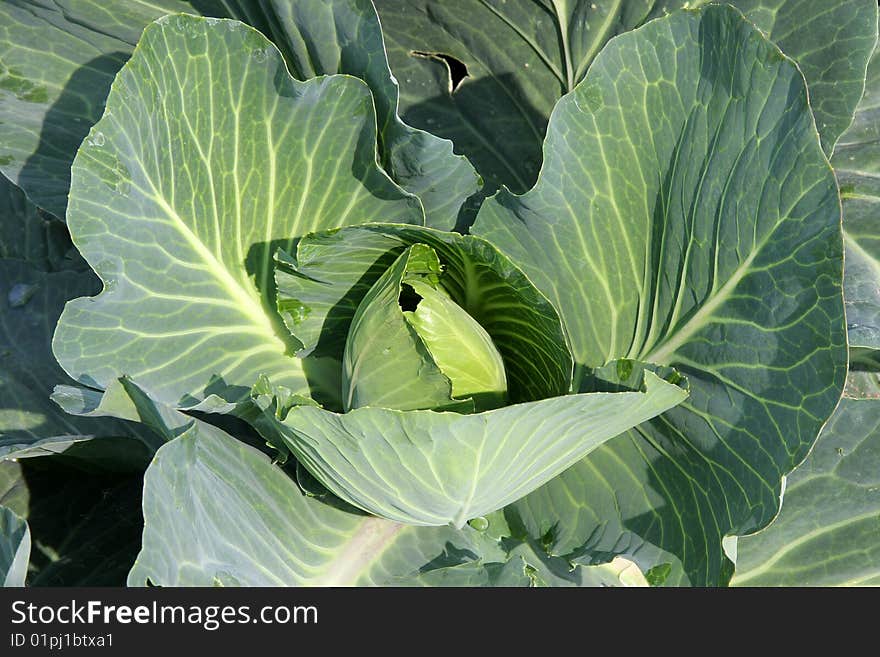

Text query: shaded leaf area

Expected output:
[0,174,76,271]
[733,399,880,586]
[51,374,274,466]
[0,259,162,456]
[376,0,876,196]
[0,457,143,586]
[0,0,270,218]
[129,419,646,586]
[0,0,478,227]
[473,6,846,585]
[833,46,880,356]
[51,15,422,411]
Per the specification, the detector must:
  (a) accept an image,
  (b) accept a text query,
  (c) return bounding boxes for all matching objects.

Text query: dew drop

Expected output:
[89,131,105,147]
[252,48,268,63]
[468,516,489,531]
[286,301,311,324]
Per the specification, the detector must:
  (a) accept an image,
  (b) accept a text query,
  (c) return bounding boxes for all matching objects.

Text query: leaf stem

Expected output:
[552,0,576,92]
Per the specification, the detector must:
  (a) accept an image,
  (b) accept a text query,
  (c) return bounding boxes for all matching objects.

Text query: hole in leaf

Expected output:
[410,51,469,93]
[399,283,422,312]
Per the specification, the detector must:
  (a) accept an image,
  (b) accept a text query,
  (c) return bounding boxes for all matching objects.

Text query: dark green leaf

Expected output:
[473,5,846,585]
[261,0,480,228]
[376,0,876,193]
[0,259,161,457]
[0,175,73,270]
[733,398,880,586]
[833,47,880,356]
[0,458,143,586]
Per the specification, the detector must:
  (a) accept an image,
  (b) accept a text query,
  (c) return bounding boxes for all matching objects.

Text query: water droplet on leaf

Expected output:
[468,516,489,531]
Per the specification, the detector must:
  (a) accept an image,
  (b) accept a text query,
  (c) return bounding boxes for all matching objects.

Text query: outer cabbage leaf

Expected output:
[128,417,655,586]
[0,259,162,457]
[0,175,73,270]
[733,399,880,586]
[59,381,544,586]
[472,5,846,585]
[375,0,876,193]
[129,419,503,586]
[262,0,480,229]
[0,0,477,228]
[258,367,686,527]
[0,505,29,586]
[403,552,648,586]
[833,46,880,358]
[0,0,265,218]
[51,15,422,410]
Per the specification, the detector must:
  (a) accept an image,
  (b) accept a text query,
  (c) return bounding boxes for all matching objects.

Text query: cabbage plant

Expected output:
[0,0,877,587]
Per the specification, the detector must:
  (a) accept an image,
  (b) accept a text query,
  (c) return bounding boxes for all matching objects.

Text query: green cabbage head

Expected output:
[259,224,688,526]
